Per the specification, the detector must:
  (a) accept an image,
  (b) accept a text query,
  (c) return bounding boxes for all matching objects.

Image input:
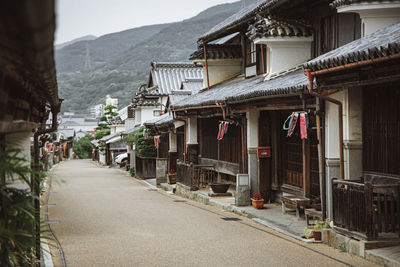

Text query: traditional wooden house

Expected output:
[0,0,61,260]
[131,62,203,179]
[170,0,377,217]
[303,2,400,239]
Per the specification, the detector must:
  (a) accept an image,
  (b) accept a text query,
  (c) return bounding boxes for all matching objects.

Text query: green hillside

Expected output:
[56,0,255,114]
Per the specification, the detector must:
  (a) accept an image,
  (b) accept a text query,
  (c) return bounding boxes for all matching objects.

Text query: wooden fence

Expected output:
[135,156,156,179]
[177,161,216,190]
[332,179,400,239]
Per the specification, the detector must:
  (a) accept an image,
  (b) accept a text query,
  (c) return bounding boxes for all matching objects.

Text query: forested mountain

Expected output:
[56,0,256,114]
[55,35,97,50]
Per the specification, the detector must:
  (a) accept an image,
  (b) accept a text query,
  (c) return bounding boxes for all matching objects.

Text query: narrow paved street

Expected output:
[48,160,374,266]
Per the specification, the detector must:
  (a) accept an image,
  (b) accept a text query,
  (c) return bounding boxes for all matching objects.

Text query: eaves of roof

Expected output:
[330,0,399,8]
[304,22,400,72]
[199,0,282,43]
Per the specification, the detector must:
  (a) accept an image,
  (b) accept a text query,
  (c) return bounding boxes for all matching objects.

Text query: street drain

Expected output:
[147,189,157,191]
[44,203,56,206]
[221,217,241,221]
[173,200,186,203]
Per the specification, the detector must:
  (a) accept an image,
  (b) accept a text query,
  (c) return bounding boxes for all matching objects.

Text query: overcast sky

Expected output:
[55,0,238,44]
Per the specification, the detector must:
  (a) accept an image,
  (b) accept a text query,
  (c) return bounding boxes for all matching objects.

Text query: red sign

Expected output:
[257,146,271,158]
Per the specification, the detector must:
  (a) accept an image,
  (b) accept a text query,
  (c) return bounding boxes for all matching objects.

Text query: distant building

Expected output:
[90,104,105,118]
[106,95,118,111]
[59,114,98,133]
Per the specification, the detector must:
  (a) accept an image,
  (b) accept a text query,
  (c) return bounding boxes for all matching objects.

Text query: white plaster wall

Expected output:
[187,117,198,144]
[141,107,157,125]
[325,91,344,159]
[343,87,363,141]
[337,3,400,36]
[110,126,116,135]
[111,124,125,134]
[169,132,177,152]
[135,108,141,126]
[246,110,259,149]
[201,59,242,87]
[125,118,135,131]
[99,151,106,165]
[5,131,33,189]
[255,38,312,76]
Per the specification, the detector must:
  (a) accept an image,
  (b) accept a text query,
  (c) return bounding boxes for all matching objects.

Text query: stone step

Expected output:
[366,246,400,267]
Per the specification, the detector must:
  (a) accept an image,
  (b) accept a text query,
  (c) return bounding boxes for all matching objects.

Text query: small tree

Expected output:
[134,129,156,157]
[94,129,110,140]
[73,134,94,159]
[97,104,119,131]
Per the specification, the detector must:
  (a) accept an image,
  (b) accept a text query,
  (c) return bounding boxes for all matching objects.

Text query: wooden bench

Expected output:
[304,208,323,226]
[281,195,310,219]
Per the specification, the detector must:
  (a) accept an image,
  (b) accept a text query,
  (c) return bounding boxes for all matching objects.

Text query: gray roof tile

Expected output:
[330,0,399,8]
[150,62,203,94]
[200,0,280,42]
[304,22,400,71]
[172,70,306,109]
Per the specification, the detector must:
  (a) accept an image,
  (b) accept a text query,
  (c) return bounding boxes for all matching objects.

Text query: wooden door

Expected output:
[279,112,303,190]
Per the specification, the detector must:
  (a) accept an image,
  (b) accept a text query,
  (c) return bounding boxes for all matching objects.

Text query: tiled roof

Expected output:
[181,78,204,94]
[189,44,242,60]
[144,113,174,127]
[209,32,240,45]
[121,125,142,135]
[118,105,129,121]
[226,69,308,102]
[99,132,120,142]
[172,69,307,109]
[57,128,75,139]
[199,0,280,42]
[91,140,99,146]
[150,62,203,94]
[330,0,399,8]
[246,16,313,40]
[304,22,400,72]
[172,75,262,108]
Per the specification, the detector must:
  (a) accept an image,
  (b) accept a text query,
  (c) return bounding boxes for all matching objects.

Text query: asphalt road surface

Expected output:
[48,160,376,267]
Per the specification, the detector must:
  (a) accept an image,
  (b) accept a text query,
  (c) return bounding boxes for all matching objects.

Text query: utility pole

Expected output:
[84,42,93,72]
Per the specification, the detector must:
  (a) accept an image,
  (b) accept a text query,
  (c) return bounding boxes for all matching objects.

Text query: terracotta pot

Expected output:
[251,198,264,209]
[313,231,322,241]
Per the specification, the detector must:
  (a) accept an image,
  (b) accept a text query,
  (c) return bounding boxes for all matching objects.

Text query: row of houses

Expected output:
[110,0,400,248]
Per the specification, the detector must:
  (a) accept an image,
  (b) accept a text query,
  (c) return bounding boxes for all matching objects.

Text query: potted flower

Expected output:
[312,220,330,241]
[167,169,176,184]
[251,193,264,209]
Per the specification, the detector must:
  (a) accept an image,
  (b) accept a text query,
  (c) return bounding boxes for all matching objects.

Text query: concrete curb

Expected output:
[41,242,54,267]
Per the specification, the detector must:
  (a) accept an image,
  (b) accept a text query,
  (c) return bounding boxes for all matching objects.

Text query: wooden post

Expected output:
[316,97,326,219]
[301,96,310,197]
[241,32,246,74]
[365,182,374,239]
[398,184,400,238]
[331,178,336,223]
[271,111,278,187]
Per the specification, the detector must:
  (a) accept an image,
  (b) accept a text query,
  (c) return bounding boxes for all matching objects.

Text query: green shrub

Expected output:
[129,168,135,177]
[134,129,156,157]
[123,132,135,146]
[73,134,94,159]
[0,148,38,265]
[94,129,110,140]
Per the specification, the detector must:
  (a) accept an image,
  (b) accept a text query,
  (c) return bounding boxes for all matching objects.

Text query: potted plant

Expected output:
[251,193,264,209]
[312,220,330,241]
[167,169,176,184]
[210,183,231,193]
